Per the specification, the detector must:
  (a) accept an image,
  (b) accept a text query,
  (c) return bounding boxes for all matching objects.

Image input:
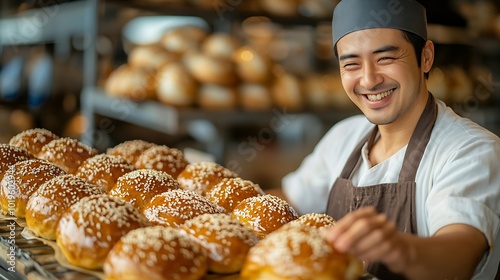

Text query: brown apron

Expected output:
[326,94,437,280]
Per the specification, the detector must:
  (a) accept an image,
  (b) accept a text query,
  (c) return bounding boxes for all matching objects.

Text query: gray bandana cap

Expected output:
[332,0,427,46]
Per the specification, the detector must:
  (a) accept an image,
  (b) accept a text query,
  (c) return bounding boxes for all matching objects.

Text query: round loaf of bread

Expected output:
[0,144,34,182]
[25,174,104,240]
[9,128,59,156]
[241,222,364,280]
[109,169,180,211]
[182,51,237,86]
[128,44,178,70]
[198,84,238,110]
[75,154,135,192]
[182,213,259,274]
[205,177,265,212]
[232,194,298,239]
[289,213,337,228]
[177,161,238,196]
[238,83,273,111]
[233,46,273,84]
[104,64,157,101]
[143,189,222,227]
[104,226,208,280]
[201,33,240,59]
[37,137,98,174]
[160,26,207,55]
[106,140,155,166]
[135,145,188,179]
[56,194,149,270]
[0,159,65,218]
[156,62,198,107]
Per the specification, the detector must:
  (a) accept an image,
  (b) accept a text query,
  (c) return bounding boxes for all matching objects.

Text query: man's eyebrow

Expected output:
[338,53,358,61]
[374,45,399,54]
[339,45,399,61]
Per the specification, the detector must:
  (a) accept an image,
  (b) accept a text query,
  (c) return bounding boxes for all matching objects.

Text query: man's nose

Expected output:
[360,64,383,90]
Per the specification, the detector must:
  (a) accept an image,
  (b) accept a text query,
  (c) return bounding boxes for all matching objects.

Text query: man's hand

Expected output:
[323,206,413,273]
[323,206,488,280]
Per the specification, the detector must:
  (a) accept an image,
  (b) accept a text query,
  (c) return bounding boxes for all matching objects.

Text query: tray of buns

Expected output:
[1,128,372,280]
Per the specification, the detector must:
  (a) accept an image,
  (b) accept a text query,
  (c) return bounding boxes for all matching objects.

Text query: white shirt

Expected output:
[282,99,500,279]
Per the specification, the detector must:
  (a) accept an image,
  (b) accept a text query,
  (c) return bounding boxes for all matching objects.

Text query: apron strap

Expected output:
[339,127,377,179]
[399,94,437,182]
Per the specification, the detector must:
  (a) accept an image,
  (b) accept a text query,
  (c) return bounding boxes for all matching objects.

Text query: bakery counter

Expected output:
[81,86,360,161]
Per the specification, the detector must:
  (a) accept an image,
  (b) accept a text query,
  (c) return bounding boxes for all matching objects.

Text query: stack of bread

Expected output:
[104,24,352,112]
[0,127,364,280]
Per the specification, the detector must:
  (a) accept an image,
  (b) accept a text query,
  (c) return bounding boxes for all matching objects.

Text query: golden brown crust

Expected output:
[240,222,364,280]
[56,194,149,270]
[231,194,299,239]
[109,169,180,211]
[289,213,337,229]
[181,213,259,274]
[25,174,104,240]
[103,226,208,280]
[37,138,98,174]
[135,145,188,178]
[106,140,155,166]
[0,159,65,218]
[177,162,238,196]
[8,128,59,156]
[206,177,265,212]
[143,189,222,227]
[75,154,135,192]
[0,144,34,182]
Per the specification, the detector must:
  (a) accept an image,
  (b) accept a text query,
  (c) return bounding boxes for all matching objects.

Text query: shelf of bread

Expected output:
[0,129,372,280]
[106,0,337,24]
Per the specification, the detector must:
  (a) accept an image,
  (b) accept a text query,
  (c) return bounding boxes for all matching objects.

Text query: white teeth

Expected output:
[366,89,393,101]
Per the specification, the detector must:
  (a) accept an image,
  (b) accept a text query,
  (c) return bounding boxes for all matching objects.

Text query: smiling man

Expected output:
[278,0,500,279]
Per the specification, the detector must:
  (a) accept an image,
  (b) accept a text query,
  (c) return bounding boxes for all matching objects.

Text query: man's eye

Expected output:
[379,57,394,62]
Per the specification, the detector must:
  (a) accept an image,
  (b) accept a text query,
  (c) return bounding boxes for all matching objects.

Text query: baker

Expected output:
[274,0,500,279]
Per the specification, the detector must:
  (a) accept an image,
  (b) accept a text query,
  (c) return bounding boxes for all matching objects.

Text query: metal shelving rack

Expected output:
[79,0,360,162]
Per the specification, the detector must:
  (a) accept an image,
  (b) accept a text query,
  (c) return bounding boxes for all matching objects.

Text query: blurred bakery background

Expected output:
[1,0,500,189]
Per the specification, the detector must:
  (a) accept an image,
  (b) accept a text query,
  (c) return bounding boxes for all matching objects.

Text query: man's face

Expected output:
[336,28,425,126]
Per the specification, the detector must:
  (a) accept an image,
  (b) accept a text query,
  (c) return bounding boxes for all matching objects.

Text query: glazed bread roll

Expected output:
[75,154,135,192]
[104,64,157,101]
[37,137,98,174]
[232,194,298,239]
[128,44,177,70]
[56,194,149,270]
[104,226,208,280]
[198,84,238,110]
[143,189,222,227]
[106,140,155,166]
[183,51,237,86]
[0,144,34,182]
[109,169,180,211]
[25,174,104,240]
[289,213,337,228]
[205,177,265,212]
[182,213,259,274]
[177,161,238,196]
[233,46,273,84]
[9,128,59,156]
[135,145,188,178]
[201,33,240,59]
[156,62,198,107]
[241,222,364,280]
[0,159,65,218]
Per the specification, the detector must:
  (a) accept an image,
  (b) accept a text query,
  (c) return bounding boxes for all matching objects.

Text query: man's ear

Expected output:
[422,40,434,74]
